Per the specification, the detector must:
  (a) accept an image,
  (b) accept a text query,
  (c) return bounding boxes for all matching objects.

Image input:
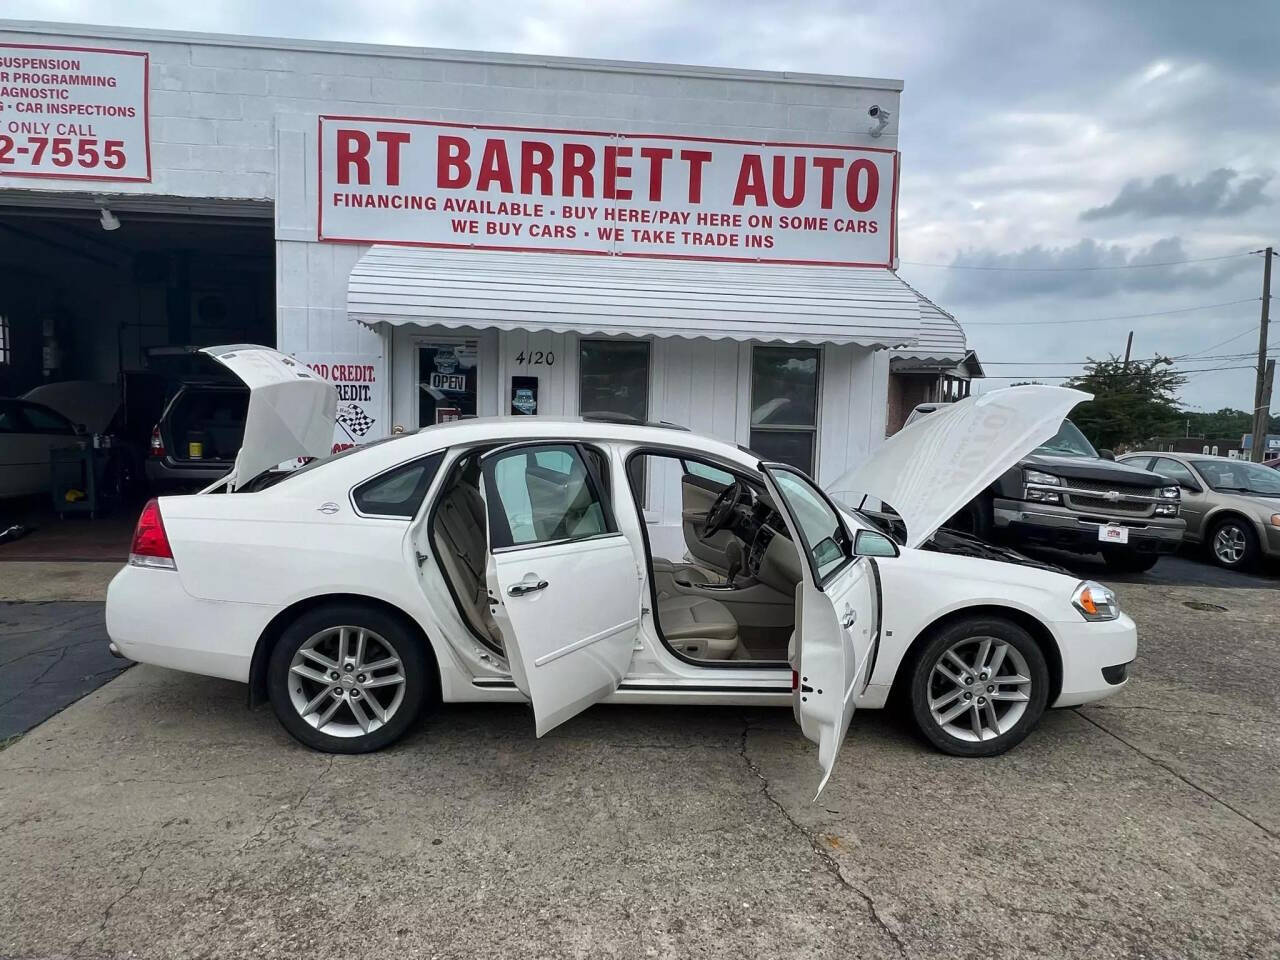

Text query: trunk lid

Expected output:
[199,345,336,490]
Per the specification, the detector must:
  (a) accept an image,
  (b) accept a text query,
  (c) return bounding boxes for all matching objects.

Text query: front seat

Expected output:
[656,594,738,660]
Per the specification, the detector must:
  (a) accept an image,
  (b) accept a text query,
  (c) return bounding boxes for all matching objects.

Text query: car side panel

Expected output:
[868,544,1132,706]
[136,491,484,702]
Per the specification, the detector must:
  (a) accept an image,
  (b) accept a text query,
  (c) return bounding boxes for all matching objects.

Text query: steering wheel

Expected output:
[702,480,745,539]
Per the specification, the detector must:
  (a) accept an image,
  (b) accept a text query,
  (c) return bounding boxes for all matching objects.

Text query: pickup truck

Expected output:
[907,405,1186,572]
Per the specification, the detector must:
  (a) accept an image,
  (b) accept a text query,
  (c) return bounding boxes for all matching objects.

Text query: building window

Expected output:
[750,345,820,474]
[0,315,9,366]
[579,339,650,422]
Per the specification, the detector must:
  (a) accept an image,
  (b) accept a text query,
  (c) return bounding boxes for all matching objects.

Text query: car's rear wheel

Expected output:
[268,604,431,753]
[1208,517,1259,570]
[908,617,1050,757]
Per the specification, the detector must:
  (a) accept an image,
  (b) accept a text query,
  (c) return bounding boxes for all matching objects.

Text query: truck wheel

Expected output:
[1208,517,1259,570]
[1102,550,1159,573]
[908,616,1050,757]
[268,603,432,753]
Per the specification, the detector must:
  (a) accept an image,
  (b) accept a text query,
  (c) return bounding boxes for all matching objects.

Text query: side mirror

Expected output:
[854,528,900,558]
[1099,449,1116,461]
[1181,480,1202,494]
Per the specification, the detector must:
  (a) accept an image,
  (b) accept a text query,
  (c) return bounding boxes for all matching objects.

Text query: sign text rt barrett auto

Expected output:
[319,117,898,267]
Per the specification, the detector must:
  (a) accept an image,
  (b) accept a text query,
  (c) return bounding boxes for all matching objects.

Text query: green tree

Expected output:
[1063,356,1186,451]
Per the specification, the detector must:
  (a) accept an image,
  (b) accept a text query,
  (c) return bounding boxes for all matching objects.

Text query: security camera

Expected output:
[868,105,892,138]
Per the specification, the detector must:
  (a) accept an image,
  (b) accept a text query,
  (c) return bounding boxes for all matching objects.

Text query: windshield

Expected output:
[1189,459,1280,496]
[1034,419,1098,458]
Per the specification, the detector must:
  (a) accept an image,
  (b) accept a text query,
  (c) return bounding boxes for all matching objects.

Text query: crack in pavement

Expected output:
[1073,708,1278,843]
[240,755,336,851]
[1086,702,1280,727]
[71,816,182,951]
[738,721,909,959]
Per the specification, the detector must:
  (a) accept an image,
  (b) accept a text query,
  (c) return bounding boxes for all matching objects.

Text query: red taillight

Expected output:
[791,669,800,692]
[129,498,176,569]
[149,425,165,458]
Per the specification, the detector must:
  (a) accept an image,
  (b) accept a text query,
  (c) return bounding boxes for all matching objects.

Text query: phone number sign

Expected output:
[0,43,150,182]
[319,116,898,267]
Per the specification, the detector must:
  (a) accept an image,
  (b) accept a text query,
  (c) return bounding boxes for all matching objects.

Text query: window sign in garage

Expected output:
[0,43,150,182]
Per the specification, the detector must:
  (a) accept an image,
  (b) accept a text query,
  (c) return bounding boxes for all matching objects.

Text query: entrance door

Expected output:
[760,463,879,797]
[418,339,479,426]
[480,442,642,735]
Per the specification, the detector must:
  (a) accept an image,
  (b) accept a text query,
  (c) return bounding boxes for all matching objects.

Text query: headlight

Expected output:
[1154,502,1178,516]
[1160,485,1180,499]
[1025,469,1061,487]
[1072,580,1119,622]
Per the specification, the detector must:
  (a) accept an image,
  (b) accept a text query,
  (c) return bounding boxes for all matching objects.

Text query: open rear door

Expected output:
[761,464,879,798]
[480,442,641,736]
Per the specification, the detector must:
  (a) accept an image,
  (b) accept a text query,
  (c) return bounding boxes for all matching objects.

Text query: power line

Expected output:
[962,297,1260,327]
[1175,324,1260,359]
[900,251,1256,271]
[979,349,1279,367]
[980,364,1259,379]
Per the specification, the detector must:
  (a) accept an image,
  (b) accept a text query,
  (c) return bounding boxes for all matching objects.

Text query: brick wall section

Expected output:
[0,21,901,202]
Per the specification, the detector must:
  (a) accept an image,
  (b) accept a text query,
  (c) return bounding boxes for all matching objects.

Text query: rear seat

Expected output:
[432,463,505,649]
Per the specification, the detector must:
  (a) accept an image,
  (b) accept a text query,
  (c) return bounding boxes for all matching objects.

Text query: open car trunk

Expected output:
[164,386,249,468]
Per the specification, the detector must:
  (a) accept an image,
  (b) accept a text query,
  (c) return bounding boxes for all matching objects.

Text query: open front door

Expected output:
[761,464,879,798]
[480,442,641,736]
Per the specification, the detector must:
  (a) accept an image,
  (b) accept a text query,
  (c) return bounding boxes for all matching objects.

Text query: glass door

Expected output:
[417,339,479,426]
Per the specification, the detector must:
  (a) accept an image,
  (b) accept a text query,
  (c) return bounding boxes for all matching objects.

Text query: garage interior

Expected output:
[0,193,274,559]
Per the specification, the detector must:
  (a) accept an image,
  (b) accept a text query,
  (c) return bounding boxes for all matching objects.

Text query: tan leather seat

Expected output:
[656,594,738,660]
[432,465,505,649]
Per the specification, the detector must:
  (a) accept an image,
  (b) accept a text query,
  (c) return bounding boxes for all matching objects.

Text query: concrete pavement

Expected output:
[0,578,1277,959]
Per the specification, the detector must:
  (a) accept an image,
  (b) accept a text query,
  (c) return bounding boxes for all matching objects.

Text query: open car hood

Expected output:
[199,345,336,490]
[829,385,1090,548]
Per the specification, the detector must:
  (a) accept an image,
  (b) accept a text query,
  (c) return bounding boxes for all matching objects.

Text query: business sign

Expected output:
[319,117,898,267]
[293,353,385,455]
[0,43,150,182]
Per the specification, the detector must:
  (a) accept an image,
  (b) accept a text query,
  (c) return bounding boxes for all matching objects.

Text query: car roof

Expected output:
[279,415,757,493]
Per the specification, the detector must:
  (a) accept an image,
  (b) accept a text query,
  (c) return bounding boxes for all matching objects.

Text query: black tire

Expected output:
[268,603,433,753]
[908,616,1050,757]
[1102,549,1159,573]
[1207,516,1260,570]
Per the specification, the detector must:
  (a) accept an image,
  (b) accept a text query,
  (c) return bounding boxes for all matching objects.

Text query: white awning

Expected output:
[347,246,921,346]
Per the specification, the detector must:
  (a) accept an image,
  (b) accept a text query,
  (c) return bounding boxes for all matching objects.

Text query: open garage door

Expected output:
[0,194,274,559]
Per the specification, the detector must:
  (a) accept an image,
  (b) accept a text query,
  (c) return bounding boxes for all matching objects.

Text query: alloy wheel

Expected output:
[927,636,1033,742]
[1213,524,1248,565]
[287,625,407,738]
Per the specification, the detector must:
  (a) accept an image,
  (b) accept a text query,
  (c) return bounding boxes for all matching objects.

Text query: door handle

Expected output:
[508,579,549,597]
[841,607,857,629]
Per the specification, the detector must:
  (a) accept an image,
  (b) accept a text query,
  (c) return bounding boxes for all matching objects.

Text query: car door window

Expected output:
[769,468,851,583]
[1151,457,1197,489]
[0,401,22,433]
[485,444,614,549]
[18,402,74,434]
[684,460,735,488]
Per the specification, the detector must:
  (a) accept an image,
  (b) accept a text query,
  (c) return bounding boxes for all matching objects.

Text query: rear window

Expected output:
[168,388,248,461]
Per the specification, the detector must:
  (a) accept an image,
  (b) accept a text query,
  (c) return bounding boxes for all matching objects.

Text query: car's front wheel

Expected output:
[908,617,1050,757]
[1208,517,1259,570]
[268,604,431,753]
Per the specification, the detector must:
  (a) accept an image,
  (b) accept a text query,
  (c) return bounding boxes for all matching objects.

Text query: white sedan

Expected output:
[107,347,1136,795]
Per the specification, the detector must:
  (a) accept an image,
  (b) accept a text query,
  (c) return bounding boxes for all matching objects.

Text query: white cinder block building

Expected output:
[0,20,924,548]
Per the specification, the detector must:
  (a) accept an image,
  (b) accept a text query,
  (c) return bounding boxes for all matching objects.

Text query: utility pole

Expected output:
[1123,330,1133,368]
[1251,247,1273,462]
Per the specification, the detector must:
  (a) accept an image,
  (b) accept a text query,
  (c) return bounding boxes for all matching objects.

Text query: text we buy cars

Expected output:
[318,118,898,266]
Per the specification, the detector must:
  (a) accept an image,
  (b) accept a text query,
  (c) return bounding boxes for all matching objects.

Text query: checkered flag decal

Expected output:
[336,403,375,438]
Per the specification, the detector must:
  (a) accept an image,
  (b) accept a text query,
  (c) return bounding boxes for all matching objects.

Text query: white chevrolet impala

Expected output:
[107,346,1135,794]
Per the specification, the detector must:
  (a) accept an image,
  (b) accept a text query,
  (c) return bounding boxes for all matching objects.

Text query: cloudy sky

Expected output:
[14,0,1279,413]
